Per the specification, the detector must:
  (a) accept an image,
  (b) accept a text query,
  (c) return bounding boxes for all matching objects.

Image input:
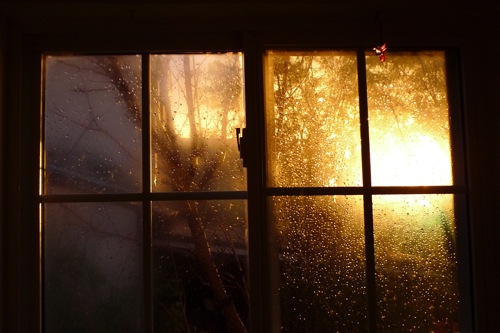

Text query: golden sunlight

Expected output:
[264,50,460,332]
[370,132,452,186]
[152,53,245,139]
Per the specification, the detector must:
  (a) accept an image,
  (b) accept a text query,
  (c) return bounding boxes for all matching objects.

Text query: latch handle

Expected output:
[235,128,248,167]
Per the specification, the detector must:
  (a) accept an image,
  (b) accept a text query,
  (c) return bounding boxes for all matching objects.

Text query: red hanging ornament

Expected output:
[373,43,387,62]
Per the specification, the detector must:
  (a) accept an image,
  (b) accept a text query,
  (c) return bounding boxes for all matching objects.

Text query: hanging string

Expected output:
[373,13,387,62]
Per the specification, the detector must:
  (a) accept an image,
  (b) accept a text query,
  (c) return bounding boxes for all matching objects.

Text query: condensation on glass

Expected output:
[150,53,246,192]
[270,195,367,332]
[366,52,460,330]
[43,55,143,194]
[44,202,143,332]
[264,51,362,188]
[42,53,249,333]
[265,50,462,333]
[366,51,453,186]
[373,194,459,332]
[152,200,248,332]
[149,54,249,332]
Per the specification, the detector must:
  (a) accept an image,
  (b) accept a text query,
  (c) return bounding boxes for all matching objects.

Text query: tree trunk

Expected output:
[185,202,248,333]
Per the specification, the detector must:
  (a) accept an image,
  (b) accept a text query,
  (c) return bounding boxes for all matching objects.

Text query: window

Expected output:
[263,50,470,333]
[42,53,248,332]
[40,47,471,332]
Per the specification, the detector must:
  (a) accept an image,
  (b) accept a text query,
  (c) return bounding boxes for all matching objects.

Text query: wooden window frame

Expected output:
[10,31,474,333]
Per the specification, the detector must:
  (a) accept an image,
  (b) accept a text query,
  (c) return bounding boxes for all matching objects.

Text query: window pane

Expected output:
[151,54,246,192]
[366,52,453,186]
[265,51,362,188]
[373,194,459,332]
[43,55,142,194]
[152,200,248,332]
[44,202,143,332]
[270,195,367,332]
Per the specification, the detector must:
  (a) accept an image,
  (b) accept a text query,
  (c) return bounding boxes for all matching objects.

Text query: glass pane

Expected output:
[265,51,362,188]
[151,54,246,192]
[43,55,142,194]
[152,200,248,332]
[44,202,143,332]
[270,195,367,332]
[373,195,459,332]
[366,51,453,186]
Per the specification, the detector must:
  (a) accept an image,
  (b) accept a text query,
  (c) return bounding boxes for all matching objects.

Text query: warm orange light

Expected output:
[152,53,245,139]
[370,132,452,186]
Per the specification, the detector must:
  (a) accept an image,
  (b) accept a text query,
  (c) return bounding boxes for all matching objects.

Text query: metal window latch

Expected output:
[235,128,248,167]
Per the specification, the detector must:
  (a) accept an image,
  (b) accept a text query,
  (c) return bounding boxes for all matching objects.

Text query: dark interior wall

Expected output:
[0,14,5,333]
[1,1,499,332]
[464,19,500,331]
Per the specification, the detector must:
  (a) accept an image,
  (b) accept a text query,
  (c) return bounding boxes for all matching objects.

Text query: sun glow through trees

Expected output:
[266,50,460,332]
[370,132,452,186]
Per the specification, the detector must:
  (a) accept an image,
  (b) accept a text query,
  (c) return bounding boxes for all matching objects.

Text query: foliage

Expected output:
[268,51,459,332]
[44,54,248,333]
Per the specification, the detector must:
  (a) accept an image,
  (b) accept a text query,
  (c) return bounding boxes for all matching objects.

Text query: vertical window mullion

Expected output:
[356,48,377,332]
[445,50,475,331]
[244,39,278,333]
[141,53,153,332]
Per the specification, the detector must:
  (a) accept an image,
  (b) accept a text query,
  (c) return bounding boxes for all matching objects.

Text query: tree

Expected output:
[267,51,368,332]
[150,54,247,332]
[44,53,248,333]
[44,50,460,333]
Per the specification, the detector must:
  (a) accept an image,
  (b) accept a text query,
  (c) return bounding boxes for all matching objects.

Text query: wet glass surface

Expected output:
[271,195,367,333]
[151,54,246,192]
[44,202,143,333]
[264,51,362,188]
[366,51,453,186]
[44,55,143,194]
[152,200,248,332]
[373,194,459,332]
